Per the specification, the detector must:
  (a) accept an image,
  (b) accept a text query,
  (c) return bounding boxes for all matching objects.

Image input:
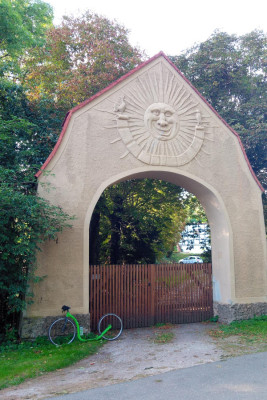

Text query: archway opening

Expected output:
[87,169,232,329]
[89,178,211,266]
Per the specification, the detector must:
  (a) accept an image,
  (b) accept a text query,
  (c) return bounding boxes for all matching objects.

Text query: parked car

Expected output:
[179,256,203,264]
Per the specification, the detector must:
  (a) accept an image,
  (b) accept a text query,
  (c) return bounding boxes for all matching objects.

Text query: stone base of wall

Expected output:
[214,302,267,324]
[21,314,90,339]
[20,302,267,336]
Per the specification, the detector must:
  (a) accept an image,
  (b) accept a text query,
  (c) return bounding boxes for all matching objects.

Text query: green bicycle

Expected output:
[48,305,123,346]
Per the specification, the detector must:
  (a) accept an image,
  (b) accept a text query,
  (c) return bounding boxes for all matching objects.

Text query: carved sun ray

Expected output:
[95,63,213,166]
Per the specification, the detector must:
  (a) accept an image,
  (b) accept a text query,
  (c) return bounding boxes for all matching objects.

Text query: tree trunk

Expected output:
[89,208,101,264]
[110,195,123,264]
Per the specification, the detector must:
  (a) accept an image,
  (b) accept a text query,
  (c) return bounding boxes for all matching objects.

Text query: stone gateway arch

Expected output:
[22,53,267,336]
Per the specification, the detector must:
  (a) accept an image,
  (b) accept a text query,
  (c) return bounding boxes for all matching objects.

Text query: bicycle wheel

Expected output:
[48,318,76,346]
[97,313,123,341]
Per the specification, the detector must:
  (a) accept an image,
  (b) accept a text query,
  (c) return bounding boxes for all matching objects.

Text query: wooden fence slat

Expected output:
[149,264,155,326]
[126,265,129,327]
[129,265,133,328]
[143,265,146,327]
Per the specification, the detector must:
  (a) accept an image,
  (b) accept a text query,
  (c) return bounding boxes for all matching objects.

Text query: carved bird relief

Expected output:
[114,96,126,113]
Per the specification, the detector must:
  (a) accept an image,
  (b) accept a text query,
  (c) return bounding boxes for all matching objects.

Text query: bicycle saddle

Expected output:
[62,305,70,312]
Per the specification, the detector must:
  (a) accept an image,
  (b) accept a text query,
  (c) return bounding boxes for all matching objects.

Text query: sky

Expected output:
[48,0,267,57]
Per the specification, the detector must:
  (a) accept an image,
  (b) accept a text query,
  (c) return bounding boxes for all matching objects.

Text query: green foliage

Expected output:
[0,4,73,334]
[201,248,212,263]
[0,78,63,171]
[183,194,208,224]
[210,315,267,342]
[0,333,43,352]
[0,324,18,347]
[0,78,73,327]
[0,0,53,75]
[0,336,103,389]
[207,315,219,323]
[25,10,144,111]
[90,179,189,264]
[90,179,211,264]
[169,30,267,191]
[0,180,73,317]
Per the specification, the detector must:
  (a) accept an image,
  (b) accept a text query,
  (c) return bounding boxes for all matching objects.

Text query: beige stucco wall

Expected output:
[27,55,267,317]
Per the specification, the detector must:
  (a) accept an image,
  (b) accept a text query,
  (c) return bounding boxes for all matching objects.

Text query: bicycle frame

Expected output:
[66,311,111,341]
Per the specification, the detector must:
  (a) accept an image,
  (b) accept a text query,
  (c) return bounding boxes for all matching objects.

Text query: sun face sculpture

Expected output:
[144,103,179,141]
[96,63,212,166]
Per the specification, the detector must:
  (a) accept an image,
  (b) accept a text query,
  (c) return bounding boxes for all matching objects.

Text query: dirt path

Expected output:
[1,323,225,400]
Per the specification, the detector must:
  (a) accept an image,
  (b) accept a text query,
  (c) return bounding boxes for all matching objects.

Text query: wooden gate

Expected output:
[89,263,213,331]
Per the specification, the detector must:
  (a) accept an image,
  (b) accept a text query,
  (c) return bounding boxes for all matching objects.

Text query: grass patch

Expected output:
[209,315,267,357]
[154,331,175,344]
[209,315,267,342]
[153,323,175,343]
[0,336,103,390]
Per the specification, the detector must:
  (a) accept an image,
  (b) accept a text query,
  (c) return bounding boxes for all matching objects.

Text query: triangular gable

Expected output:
[36,52,263,192]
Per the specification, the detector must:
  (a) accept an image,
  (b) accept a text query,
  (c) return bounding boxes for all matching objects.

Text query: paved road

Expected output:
[45,352,267,400]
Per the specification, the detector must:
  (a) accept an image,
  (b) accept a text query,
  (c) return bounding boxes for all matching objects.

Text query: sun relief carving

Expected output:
[96,64,213,166]
[144,103,179,141]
